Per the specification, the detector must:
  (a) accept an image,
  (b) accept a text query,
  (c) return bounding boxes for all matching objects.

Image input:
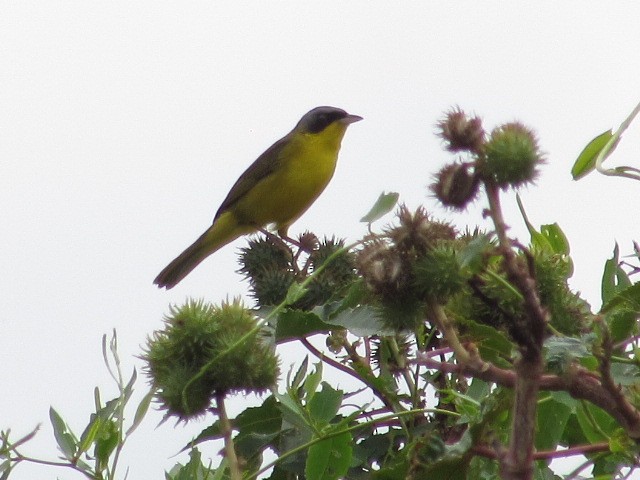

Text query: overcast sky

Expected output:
[2,2,640,478]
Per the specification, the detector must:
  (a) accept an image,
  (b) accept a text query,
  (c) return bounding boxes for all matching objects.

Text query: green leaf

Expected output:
[458,234,492,273]
[305,431,352,480]
[576,401,617,443]
[601,282,640,314]
[126,388,154,436]
[185,422,223,451]
[303,361,323,401]
[275,310,328,342]
[285,282,309,306]
[608,310,637,344]
[536,395,572,451]
[360,192,399,223]
[77,416,102,456]
[517,195,571,256]
[540,223,570,256]
[544,335,596,370]
[601,243,632,306]
[609,362,640,386]
[291,356,309,390]
[275,391,311,432]
[308,383,343,425]
[49,407,77,460]
[94,420,119,470]
[235,396,282,457]
[320,305,395,337]
[457,318,513,363]
[571,129,614,180]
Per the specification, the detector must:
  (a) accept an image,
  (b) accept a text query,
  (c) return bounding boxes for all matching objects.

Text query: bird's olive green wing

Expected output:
[213,133,292,221]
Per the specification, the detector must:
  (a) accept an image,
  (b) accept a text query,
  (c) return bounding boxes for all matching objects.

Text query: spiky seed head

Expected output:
[436,107,485,154]
[431,162,479,210]
[480,122,544,189]
[143,299,279,421]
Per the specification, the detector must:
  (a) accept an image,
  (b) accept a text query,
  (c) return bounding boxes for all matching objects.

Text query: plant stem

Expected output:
[216,393,241,480]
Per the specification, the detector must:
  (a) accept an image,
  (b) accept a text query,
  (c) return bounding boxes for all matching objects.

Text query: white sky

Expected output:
[2,2,640,478]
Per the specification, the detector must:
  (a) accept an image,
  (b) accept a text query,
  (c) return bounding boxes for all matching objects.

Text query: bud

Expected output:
[436,107,485,154]
[480,122,544,189]
[431,162,479,209]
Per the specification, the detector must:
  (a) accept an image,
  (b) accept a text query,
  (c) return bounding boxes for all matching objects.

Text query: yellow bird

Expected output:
[154,106,362,289]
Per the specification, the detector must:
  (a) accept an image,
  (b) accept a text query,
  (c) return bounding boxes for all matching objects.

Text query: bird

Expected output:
[154,106,362,289]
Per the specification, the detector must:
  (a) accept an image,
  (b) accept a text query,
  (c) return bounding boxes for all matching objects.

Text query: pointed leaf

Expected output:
[601,244,631,306]
[49,407,77,460]
[290,356,309,390]
[305,431,352,480]
[540,223,570,256]
[126,388,154,436]
[78,415,102,455]
[321,305,395,337]
[184,421,223,451]
[276,310,328,341]
[536,396,572,451]
[303,361,323,401]
[308,383,343,425]
[360,192,399,224]
[571,130,614,180]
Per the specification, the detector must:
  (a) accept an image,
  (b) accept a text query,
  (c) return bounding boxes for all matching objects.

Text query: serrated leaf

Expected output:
[308,383,342,425]
[572,130,614,180]
[601,282,640,314]
[291,356,309,390]
[275,310,328,342]
[49,407,77,460]
[544,335,595,364]
[183,421,223,452]
[233,395,282,438]
[305,431,352,480]
[609,362,640,386]
[457,318,513,363]
[235,396,282,456]
[303,361,323,401]
[360,192,399,223]
[321,305,395,337]
[274,391,311,432]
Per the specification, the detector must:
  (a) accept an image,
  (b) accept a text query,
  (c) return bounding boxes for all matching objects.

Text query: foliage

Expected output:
[4,106,640,479]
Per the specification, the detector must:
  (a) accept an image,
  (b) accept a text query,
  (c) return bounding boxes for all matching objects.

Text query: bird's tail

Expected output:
[154,212,248,289]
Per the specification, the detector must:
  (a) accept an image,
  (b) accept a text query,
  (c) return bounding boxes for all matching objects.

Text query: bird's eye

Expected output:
[307,111,346,134]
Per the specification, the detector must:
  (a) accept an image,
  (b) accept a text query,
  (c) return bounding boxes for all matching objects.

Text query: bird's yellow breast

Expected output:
[232,121,350,230]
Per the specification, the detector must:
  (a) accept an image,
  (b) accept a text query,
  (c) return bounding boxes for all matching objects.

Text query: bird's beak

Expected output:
[342,114,363,124]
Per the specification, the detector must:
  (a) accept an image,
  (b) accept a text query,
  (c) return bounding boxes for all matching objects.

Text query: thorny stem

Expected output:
[216,393,241,480]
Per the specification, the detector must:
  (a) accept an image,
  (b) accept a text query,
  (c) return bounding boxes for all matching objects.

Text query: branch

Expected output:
[417,353,640,439]
[472,441,609,460]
